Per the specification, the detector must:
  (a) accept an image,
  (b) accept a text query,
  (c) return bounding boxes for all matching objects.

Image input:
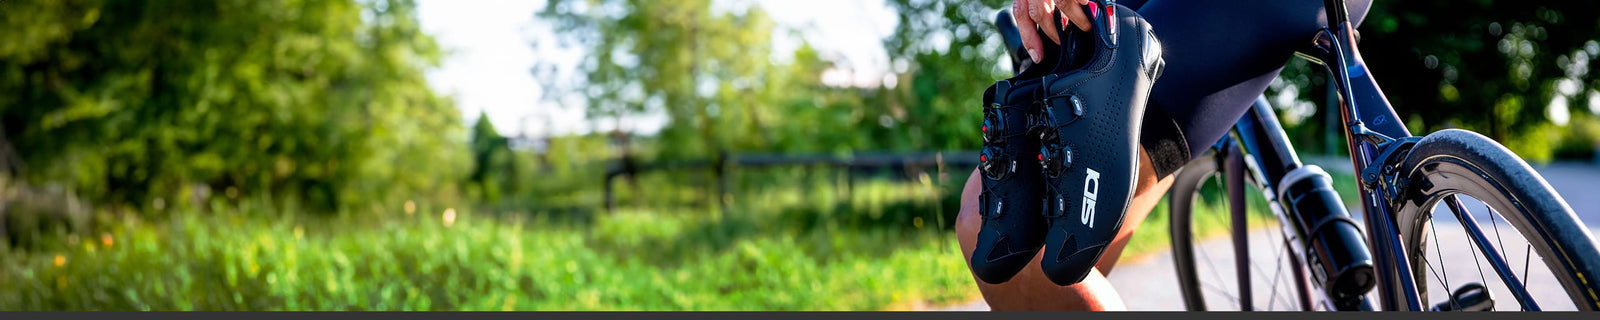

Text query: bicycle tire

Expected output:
[1169,151,1218,311]
[1392,129,1600,311]
[1168,150,1316,311]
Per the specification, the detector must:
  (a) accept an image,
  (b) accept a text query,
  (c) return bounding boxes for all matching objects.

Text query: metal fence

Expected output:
[602,150,980,211]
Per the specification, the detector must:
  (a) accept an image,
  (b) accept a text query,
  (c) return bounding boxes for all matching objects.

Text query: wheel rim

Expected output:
[1169,156,1315,311]
[1395,156,1587,311]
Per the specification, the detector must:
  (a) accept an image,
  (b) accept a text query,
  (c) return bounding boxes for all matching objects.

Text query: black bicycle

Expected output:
[991,0,1600,311]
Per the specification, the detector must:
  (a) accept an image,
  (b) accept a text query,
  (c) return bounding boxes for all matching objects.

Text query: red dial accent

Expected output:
[1105,6,1115,29]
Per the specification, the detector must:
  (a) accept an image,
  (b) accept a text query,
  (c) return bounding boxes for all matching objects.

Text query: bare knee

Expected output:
[957,168,1127,311]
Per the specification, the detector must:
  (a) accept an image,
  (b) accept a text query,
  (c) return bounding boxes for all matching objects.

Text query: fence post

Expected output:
[716,149,730,214]
[603,153,639,212]
[604,173,616,212]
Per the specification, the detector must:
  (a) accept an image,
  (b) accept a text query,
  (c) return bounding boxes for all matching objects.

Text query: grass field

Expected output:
[0,167,1359,310]
[0,174,978,311]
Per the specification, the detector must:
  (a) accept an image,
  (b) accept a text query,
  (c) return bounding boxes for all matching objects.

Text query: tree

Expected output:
[1262,0,1600,161]
[537,0,876,157]
[0,0,469,212]
[1356,0,1600,161]
[468,112,518,203]
[882,0,1013,152]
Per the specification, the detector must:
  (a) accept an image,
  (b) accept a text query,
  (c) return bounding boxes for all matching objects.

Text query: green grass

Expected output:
[0,175,977,311]
[0,166,1362,311]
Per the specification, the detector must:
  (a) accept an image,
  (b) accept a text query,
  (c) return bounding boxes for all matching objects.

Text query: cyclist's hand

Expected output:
[1014,0,1093,63]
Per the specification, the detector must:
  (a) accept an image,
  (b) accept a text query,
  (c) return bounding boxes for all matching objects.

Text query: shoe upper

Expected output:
[967,14,1066,285]
[969,1,1164,286]
[1031,1,1165,286]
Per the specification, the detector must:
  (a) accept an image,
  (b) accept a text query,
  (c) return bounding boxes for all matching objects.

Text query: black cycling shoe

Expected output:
[968,10,1066,285]
[1033,1,1165,286]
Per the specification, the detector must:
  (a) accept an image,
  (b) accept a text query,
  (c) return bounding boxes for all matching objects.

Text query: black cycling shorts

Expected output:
[1120,0,1372,179]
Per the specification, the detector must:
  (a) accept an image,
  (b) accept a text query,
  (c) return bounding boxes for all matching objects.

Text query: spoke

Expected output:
[1243,227,1283,308]
[1266,253,1287,311]
[1261,228,1291,310]
[1272,225,1293,310]
[1487,203,1512,279]
[1195,198,1233,305]
[1429,220,1452,300]
[1286,238,1315,311]
[1522,243,1533,292]
[1197,232,1232,299]
[1199,246,1222,281]
[1485,203,1527,311]
[1423,257,1446,297]
[1202,282,1242,304]
[1447,197,1539,310]
[1466,223,1490,289]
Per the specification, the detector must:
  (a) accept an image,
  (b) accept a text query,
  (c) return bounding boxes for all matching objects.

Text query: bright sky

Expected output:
[416,0,898,138]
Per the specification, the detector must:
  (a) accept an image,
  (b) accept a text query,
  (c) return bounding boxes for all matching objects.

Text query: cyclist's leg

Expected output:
[958,148,1165,310]
[959,164,1132,311]
[958,0,1375,309]
[1094,0,1373,277]
[1094,147,1173,275]
[1136,0,1373,179]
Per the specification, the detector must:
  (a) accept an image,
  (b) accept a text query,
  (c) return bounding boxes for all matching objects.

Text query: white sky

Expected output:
[416,0,898,138]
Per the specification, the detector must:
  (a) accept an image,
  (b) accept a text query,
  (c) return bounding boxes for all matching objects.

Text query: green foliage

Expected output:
[0,0,468,212]
[1553,113,1600,159]
[467,113,519,203]
[539,0,771,158]
[0,179,977,311]
[1326,0,1599,161]
[535,0,981,159]
[6,0,1598,311]
[882,0,1012,151]
[514,134,616,211]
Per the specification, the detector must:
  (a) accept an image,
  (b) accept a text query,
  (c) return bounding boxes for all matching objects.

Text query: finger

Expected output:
[1061,0,1092,31]
[1028,0,1061,45]
[1014,0,1043,63]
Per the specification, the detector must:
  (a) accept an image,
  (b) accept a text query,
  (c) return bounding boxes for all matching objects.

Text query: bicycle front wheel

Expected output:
[1169,149,1316,311]
[1392,129,1600,311]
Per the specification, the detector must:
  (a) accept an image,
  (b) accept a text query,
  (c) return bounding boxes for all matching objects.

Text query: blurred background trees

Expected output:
[1,0,1595,218]
[1357,0,1600,161]
[2,0,1600,311]
[1,0,467,213]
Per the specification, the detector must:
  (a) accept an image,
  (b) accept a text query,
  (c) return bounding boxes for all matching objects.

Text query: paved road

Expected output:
[1530,162,1600,227]
[941,225,1587,311]
[1306,158,1600,227]
[937,162,1600,311]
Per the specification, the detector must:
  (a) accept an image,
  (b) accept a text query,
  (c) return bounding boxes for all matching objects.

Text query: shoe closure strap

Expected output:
[1039,179,1070,219]
[1043,0,1118,55]
[1087,0,1118,49]
[983,80,1039,144]
[978,189,1005,219]
[1038,74,1086,128]
[1039,4,1132,103]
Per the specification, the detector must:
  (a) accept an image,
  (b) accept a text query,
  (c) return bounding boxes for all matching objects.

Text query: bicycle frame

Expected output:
[987,0,1546,310]
[1202,0,1541,311]
[1208,97,1384,311]
[1205,3,1421,310]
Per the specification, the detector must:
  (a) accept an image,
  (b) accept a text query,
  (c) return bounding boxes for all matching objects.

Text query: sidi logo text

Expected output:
[1080,168,1100,227]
